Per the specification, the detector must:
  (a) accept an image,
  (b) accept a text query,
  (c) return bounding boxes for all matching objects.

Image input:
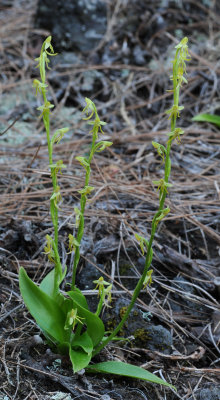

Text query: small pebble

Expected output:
[100,395,111,400]
[33,335,43,344]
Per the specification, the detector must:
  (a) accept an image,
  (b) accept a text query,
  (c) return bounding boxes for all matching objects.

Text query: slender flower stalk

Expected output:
[93,37,190,356]
[34,36,66,294]
[70,98,112,290]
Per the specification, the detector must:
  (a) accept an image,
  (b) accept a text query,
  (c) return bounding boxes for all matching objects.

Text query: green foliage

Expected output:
[86,361,176,389]
[192,113,220,128]
[19,35,189,388]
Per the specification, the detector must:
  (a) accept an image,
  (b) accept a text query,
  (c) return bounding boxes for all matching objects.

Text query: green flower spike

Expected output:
[35,36,57,83]
[175,37,190,61]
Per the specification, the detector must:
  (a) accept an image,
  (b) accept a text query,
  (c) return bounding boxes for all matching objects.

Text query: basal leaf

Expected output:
[69,346,92,373]
[192,113,220,128]
[19,267,68,344]
[40,267,67,298]
[72,331,93,355]
[68,288,89,310]
[40,268,55,296]
[86,361,175,389]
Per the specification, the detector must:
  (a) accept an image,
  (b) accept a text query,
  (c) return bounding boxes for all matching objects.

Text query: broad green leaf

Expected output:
[86,361,175,389]
[19,267,68,344]
[39,269,72,313]
[40,268,55,296]
[67,291,104,346]
[192,113,220,128]
[69,346,92,373]
[40,267,67,297]
[67,289,89,310]
[72,331,93,354]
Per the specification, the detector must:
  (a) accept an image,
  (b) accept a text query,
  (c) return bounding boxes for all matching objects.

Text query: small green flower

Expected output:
[175,37,190,61]
[33,79,48,96]
[74,207,81,228]
[94,140,113,153]
[75,156,89,170]
[35,36,57,83]
[50,186,62,209]
[167,128,184,144]
[152,141,166,163]
[165,105,184,120]
[87,117,106,135]
[93,276,111,298]
[143,269,153,289]
[153,179,173,200]
[37,101,54,118]
[50,160,66,176]
[64,308,84,330]
[82,97,106,137]
[51,127,69,145]
[155,207,170,225]
[67,234,80,254]
[82,97,96,120]
[134,233,147,256]
[43,234,55,263]
[78,186,95,196]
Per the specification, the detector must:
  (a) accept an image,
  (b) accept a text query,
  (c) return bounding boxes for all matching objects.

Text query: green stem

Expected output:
[95,291,105,317]
[41,84,60,293]
[94,43,185,356]
[71,131,97,290]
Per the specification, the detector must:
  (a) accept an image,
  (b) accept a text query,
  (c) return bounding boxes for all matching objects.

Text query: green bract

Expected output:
[19,35,189,389]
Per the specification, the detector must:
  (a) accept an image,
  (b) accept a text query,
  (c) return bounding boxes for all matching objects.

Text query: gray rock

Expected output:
[35,0,107,52]
[133,324,173,354]
[170,276,208,317]
[108,298,172,354]
[187,384,220,400]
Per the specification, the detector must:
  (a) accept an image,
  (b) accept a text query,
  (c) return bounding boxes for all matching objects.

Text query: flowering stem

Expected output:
[94,37,190,355]
[71,133,96,290]
[35,37,62,294]
[71,102,108,290]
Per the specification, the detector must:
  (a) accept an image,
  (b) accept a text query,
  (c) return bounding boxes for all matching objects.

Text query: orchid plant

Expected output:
[19,35,190,388]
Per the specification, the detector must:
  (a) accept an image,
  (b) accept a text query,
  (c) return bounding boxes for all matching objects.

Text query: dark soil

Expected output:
[0,1,220,399]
